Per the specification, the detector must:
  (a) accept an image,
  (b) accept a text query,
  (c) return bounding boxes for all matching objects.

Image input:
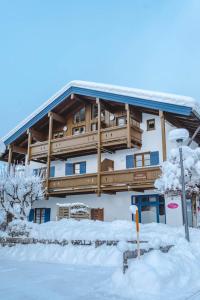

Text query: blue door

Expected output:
[131,194,165,224]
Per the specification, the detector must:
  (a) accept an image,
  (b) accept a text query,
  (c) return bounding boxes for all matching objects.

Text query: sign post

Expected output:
[130,205,140,258]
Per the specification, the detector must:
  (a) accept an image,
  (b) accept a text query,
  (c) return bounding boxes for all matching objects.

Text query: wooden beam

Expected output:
[49,112,66,125]
[27,130,32,164]
[187,125,200,146]
[46,112,54,194]
[8,145,13,172]
[12,146,27,155]
[29,129,45,142]
[97,98,101,197]
[159,110,167,161]
[125,104,131,148]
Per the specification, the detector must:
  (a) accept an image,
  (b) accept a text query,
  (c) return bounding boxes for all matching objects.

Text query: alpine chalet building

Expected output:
[1,81,200,224]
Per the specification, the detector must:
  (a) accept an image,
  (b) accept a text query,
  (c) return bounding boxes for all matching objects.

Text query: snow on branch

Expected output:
[0,165,44,222]
[155,146,200,194]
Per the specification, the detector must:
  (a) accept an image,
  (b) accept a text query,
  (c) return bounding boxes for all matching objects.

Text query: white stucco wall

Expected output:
[32,189,161,222]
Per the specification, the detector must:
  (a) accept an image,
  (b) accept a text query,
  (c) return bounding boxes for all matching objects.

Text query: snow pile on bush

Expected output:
[0,165,44,220]
[112,238,200,300]
[155,145,200,193]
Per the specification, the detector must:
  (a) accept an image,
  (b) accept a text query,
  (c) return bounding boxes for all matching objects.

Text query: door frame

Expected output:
[131,194,161,223]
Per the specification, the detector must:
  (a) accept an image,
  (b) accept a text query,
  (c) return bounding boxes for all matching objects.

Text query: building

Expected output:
[1,81,200,224]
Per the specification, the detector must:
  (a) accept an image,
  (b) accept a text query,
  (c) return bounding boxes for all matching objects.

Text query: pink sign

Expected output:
[167,203,179,209]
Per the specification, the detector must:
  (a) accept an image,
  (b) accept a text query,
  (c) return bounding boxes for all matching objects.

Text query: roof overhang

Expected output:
[1,81,199,146]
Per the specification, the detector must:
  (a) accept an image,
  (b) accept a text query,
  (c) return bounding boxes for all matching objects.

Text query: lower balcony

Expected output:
[47,166,161,196]
[30,125,142,160]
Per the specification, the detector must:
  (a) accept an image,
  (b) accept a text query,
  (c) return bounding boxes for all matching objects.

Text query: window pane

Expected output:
[80,107,85,122]
[74,163,80,174]
[117,117,126,126]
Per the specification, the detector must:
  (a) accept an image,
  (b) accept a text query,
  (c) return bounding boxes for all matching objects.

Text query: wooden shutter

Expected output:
[126,155,134,169]
[28,208,34,222]
[65,163,73,175]
[150,151,159,165]
[44,208,51,222]
[80,162,86,174]
[50,166,55,177]
[91,208,104,221]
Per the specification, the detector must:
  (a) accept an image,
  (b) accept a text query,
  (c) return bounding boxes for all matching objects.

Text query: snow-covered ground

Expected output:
[1,220,200,299]
[0,259,118,300]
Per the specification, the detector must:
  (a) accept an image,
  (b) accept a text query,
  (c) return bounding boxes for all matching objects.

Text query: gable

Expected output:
[1,81,198,146]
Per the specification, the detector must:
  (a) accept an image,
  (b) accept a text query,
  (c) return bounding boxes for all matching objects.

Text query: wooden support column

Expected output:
[8,145,13,172]
[159,110,167,161]
[126,104,131,148]
[97,98,101,196]
[26,130,32,165]
[46,112,54,193]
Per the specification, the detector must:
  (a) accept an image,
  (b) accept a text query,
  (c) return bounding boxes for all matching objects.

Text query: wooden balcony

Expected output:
[30,125,142,160]
[48,166,161,196]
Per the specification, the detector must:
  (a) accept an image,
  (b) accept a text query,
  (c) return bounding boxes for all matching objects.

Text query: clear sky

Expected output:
[0,0,200,137]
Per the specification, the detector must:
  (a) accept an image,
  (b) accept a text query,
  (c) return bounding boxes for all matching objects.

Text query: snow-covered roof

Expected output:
[2,80,200,145]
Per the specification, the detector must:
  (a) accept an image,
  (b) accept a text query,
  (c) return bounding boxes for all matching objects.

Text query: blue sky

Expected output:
[0,0,200,137]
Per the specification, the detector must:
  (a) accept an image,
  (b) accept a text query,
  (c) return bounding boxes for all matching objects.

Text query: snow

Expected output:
[169,128,189,143]
[1,80,200,144]
[0,259,118,300]
[155,145,200,193]
[1,220,200,299]
[0,141,6,156]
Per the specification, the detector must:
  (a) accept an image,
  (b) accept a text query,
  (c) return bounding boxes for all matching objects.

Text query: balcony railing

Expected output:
[48,166,160,195]
[30,125,142,159]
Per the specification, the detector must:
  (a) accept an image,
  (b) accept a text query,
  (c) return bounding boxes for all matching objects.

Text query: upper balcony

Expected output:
[29,124,142,160]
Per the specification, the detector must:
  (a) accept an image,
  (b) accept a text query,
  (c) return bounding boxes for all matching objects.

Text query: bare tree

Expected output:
[0,165,44,222]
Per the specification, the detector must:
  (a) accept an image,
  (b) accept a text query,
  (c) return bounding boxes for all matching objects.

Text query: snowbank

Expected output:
[1,220,200,299]
[112,238,200,300]
[1,218,196,247]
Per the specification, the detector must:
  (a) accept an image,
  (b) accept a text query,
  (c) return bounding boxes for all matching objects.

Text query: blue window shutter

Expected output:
[28,209,34,222]
[80,162,86,174]
[126,155,134,168]
[44,208,51,222]
[50,166,55,177]
[150,151,159,166]
[65,163,73,175]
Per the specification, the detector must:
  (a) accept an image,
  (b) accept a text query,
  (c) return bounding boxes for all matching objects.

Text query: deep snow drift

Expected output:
[1,220,200,299]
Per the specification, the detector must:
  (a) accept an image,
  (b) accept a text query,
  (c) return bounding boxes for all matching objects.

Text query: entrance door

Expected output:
[131,195,165,224]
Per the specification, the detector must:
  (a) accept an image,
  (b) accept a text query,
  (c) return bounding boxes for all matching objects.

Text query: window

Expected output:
[91,123,98,131]
[74,163,81,174]
[35,208,46,224]
[72,126,85,135]
[135,152,150,167]
[53,131,64,139]
[91,104,98,119]
[147,119,155,131]
[65,161,86,175]
[117,116,126,126]
[74,107,85,123]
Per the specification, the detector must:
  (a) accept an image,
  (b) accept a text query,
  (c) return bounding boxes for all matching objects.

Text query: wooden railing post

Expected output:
[126,104,131,148]
[26,129,32,165]
[97,98,101,196]
[8,145,13,172]
[46,112,54,193]
[159,110,167,161]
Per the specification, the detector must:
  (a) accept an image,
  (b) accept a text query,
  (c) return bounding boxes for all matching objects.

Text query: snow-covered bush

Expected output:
[155,146,200,194]
[0,165,44,223]
[7,219,34,237]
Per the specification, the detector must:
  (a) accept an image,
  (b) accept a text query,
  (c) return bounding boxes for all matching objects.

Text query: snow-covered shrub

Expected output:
[0,165,44,223]
[7,219,34,237]
[155,146,200,194]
